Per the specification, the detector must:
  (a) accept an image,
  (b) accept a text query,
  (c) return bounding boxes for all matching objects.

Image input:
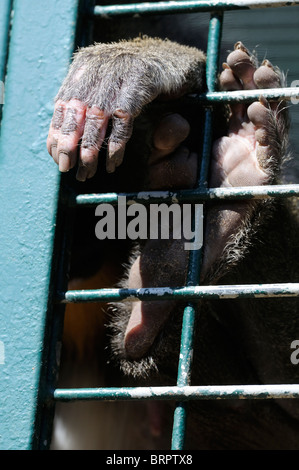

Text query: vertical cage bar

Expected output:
[171,12,223,450]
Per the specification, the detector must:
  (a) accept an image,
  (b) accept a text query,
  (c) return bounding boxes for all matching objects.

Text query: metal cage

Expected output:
[1,0,299,450]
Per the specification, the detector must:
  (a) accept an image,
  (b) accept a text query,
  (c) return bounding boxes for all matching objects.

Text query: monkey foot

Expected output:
[201,42,288,280]
[212,41,286,188]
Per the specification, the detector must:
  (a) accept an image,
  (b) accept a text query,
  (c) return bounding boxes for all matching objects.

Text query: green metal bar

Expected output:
[198,87,299,103]
[53,384,299,402]
[0,0,80,451]
[171,12,223,451]
[75,185,299,207]
[92,1,299,17]
[59,283,299,303]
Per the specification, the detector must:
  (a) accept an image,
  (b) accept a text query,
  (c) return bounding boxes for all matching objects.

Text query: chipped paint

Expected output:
[143,287,174,296]
[93,1,299,18]
[198,87,299,103]
[76,184,299,206]
[61,282,299,303]
[137,190,170,200]
[53,384,299,402]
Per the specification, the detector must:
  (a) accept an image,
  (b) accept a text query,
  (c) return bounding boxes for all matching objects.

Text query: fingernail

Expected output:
[262,59,273,68]
[107,142,125,172]
[76,165,88,181]
[51,144,58,162]
[58,152,70,172]
[106,158,116,173]
[234,41,250,55]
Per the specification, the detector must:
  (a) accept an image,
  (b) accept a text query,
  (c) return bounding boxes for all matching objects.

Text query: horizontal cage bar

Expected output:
[92,1,299,17]
[53,384,299,402]
[74,184,299,206]
[197,87,299,103]
[58,283,299,303]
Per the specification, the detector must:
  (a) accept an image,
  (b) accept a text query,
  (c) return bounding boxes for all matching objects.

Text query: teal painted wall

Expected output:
[0,0,79,450]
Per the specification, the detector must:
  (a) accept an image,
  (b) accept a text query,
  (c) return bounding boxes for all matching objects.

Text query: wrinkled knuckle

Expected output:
[51,105,65,129]
[48,142,58,161]
[80,153,97,167]
[61,109,78,135]
[114,109,130,119]
[82,128,102,150]
[86,107,106,119]
[50,142,57,152]
[111,114,134,143]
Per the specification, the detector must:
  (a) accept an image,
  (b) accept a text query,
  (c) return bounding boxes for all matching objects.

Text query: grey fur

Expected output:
[56,37,206,116]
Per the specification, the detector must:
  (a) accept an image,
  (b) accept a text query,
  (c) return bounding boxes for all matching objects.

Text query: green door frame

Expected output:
[0,0,80,450]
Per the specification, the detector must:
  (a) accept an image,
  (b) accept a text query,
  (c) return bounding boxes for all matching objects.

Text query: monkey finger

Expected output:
[254,60,282,89]
[107,110,134,173]
[148,147,198,190]
[106,141,126,174]
[226,42,257,90]
[247,97,275,167]
[48,99,86,172]
[151,113,190,164]
[77,106,109,181]
[56,100,87,172]
[219,63,242,92]
[219,64,245,125]
[47,100,66,164]
[247,98,271,130]
[253,60,283,113]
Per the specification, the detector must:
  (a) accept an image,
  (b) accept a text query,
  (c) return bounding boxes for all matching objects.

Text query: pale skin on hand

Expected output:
[47,37,206,181]
[47,104,192,181]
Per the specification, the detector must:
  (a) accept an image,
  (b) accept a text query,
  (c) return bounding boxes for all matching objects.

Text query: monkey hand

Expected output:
[47,37,205,180]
